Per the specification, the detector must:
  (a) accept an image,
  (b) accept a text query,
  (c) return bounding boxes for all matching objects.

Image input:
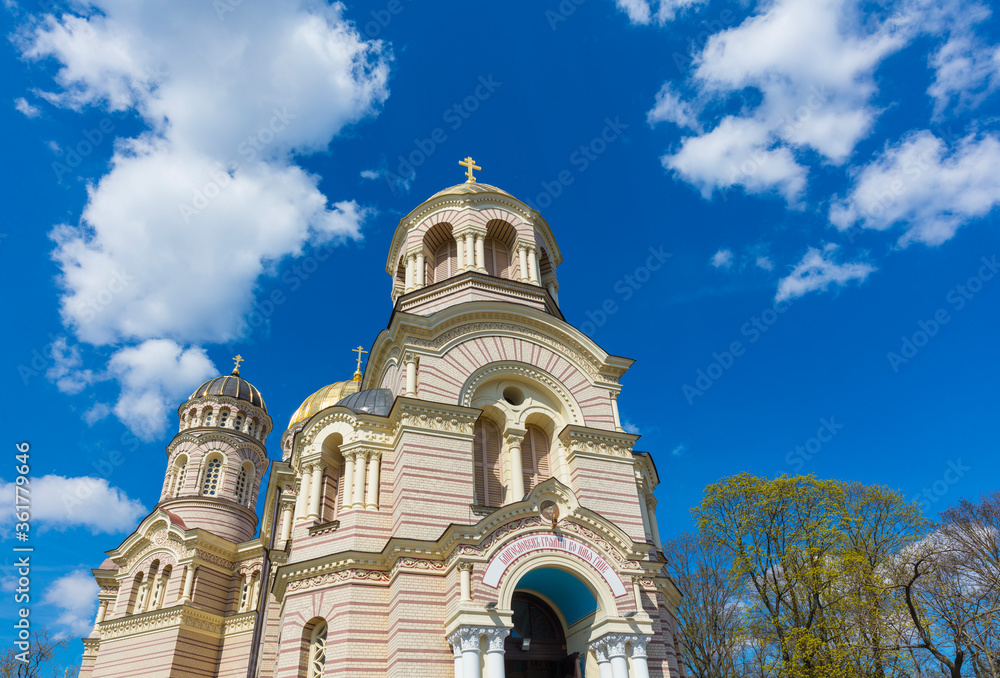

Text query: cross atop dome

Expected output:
[458,156,480,183]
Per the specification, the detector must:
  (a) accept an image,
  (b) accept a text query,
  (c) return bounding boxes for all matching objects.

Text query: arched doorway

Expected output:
[505,592,580,678]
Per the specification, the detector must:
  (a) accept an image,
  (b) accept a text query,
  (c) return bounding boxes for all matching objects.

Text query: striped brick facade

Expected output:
[79,180,685,677]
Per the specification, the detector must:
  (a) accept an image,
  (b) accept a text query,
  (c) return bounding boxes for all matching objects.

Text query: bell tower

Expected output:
[158,357,272,542]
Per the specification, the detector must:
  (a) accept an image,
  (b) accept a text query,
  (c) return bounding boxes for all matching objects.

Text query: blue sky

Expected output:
[2,0,999,663]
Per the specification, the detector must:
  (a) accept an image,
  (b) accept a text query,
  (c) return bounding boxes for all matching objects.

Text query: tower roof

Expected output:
[189,372,266,411]
[426,182,514,201]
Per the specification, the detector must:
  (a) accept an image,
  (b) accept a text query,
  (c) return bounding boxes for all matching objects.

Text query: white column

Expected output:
[526,247,538,284]
[365,452,381,509]
[475,233,486,273]
[404,254,415,291]
[459,563,472,602]
[631,636,651,678]
[465,233,475,272]
[484,627,509,678]
[456,234,466,271]
[405,356,417,397]
[506,432,525,503]
[92,600,108,632]
[307,462,324,521]
[637,489,653,544]
[459,628,482,678]
[239,572,252,612]
[179,565,197,604]
[610,391,623,432]
[593,642,613,678]
[605,635,629,678]
[416,251,425,288]
[451,641,464,678]
[279,499,294,544]
[531,248,541,284]
[647,497,662,549]
[352,450,367,508]
[342,452,355,510]
[294,465,312,521]
[517,246,529,282]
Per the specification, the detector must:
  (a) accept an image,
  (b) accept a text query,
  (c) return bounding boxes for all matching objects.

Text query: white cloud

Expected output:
[16,0,390,437]
[755,255,774,271]
[666,117,808,202]
[83,402,111,425]
[107,340,216,440]
[14,96,40,117]
[711,248,734,268]
[43,570,99,638]
[775,244,875,301]
[360,169,381,180]
[0,475,146,534]
[928,36,1000,118]
[622,420,641,434]
[671,444,686,456]
[647,83,699,130]
[615,0,708,24]
[830,131,1000,246]
[47,336,99,394]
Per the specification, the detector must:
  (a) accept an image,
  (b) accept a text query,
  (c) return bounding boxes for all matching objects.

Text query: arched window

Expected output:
[171,454,188,498]
[521,425,551,493]
[219,409,230,428]
[204,407,214,426]
[234,413,244,431]
[433,239,457,283]
[235,462,254,506]
[151,565,171,610]
[307,620,328,678]
[129,572,145,614]
[482,237,510,278]
[473,419,503,507]
[202,455,224,496]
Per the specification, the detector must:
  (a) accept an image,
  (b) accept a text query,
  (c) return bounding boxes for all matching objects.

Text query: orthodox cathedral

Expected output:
[77,160,684,678]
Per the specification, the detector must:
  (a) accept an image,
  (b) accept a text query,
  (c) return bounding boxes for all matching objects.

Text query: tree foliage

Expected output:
[678,475,997,678]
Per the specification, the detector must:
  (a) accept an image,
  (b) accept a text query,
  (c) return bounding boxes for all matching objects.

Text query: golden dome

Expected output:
[428,182,514,201]
[287,380,361,429]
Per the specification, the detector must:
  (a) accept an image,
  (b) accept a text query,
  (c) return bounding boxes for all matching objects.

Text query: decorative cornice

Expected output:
[307,520,340,537]
[98,605,234,640]
[558,425,640,461]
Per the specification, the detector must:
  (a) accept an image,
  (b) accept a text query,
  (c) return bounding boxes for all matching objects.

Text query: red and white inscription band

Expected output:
[482,534,627,597]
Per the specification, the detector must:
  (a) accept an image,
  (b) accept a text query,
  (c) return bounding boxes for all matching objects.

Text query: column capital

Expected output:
[456,561,475,573]
[630,634,649,658]
[448,625,487,652]
[503,428,526,446]
[591,640,609,663]
[602,633,631,659]
[483,626,510,652]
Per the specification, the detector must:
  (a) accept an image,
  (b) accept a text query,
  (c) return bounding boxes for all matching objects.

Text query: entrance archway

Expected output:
[505,593,578,678]
[505,566,599,678]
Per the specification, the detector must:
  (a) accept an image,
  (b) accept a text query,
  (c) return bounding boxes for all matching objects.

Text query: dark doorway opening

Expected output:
[505,592,579,678]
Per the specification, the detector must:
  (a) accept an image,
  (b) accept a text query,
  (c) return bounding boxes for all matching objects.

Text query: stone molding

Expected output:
[397,272,559,317]
[98,605,234,640]
[558,425,639,461]
[461,361,585,425]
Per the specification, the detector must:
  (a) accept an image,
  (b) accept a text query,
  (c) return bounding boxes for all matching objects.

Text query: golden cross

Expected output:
[459,156,481,183]
[232,354,244,372]
[353,346,368,372]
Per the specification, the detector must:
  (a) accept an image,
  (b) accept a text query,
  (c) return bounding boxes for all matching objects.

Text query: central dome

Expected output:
[427,182,514,201]
[190,372,266,411]
[288,380,360,428]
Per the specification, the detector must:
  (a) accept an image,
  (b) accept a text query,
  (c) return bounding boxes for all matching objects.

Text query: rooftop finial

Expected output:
[232,354,244,375]
[352,346,368,382]
[459,156,481,183]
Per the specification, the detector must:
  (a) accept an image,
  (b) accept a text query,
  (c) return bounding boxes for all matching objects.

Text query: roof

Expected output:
[287,380,361,429]
[189,372,266,411]
[335,388,394,417]
[427,181,514,201]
